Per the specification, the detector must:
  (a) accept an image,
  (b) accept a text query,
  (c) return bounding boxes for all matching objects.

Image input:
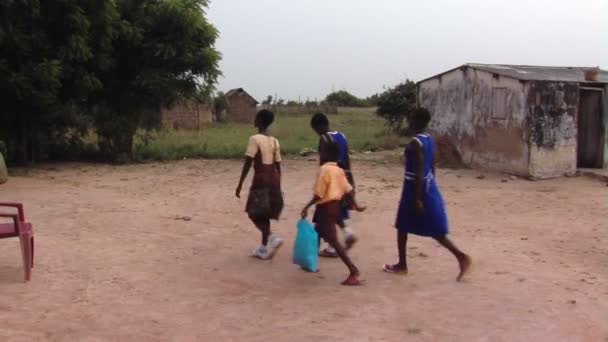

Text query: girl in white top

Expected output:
[235,110,284,260]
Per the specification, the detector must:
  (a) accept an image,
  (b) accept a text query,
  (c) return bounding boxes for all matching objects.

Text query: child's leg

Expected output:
[433,236,472,281]
[324,227,358,275]
[383,231,408,273]
[249,216,271,246]
[398,231,408,269]
[319,221,360,286]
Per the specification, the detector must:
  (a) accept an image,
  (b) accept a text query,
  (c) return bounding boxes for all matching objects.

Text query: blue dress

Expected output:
[395,134,449,237]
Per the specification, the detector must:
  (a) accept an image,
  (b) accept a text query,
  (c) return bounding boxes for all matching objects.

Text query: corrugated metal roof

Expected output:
[418,63,608,84]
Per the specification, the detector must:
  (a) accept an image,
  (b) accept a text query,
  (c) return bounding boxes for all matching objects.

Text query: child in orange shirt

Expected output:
[301,142,365,285]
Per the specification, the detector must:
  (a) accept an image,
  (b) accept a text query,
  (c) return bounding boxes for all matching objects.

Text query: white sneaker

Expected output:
[343,228,358,251]
[251,245,269,259]
[267,235,284,259]
[319,246,339,258]
[269,234,283,249]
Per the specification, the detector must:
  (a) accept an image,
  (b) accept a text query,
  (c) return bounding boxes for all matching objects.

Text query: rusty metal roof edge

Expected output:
[417,63,608,85]
[416,64,466,85]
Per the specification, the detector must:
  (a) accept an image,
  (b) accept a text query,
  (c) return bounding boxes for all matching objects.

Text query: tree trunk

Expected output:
[117,127,135,160]
[15,116,29,165]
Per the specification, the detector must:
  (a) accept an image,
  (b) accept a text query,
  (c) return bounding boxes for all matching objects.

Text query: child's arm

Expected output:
[301,195,321,218]
[275,161,282,177]
[412,140,425,216]
[344,192,366,212]
[302,166,329,217]
[235,157,253,198]
[343,142,356,188]
[275,161,282,191]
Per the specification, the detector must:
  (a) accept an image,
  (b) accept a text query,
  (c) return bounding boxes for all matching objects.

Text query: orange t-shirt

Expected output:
[314,162,353,203]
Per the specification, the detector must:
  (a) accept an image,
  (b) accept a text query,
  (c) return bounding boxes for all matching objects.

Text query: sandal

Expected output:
[318,248,339,258]
[341,274,362,286]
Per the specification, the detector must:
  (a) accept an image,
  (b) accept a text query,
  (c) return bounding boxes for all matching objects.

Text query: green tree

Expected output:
[365,93,380,106]
[92,0,221,160]
[262,95,273,105]
[375,80,417,132]
[0,0,115,164]
[213,91,228,122]
[324,90,363,107]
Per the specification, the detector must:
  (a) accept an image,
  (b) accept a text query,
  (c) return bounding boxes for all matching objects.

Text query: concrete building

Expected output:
[417,64,608,178]
[225,88,259,122]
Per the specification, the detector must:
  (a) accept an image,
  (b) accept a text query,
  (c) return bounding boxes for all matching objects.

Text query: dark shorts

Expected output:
[312,201,341,239]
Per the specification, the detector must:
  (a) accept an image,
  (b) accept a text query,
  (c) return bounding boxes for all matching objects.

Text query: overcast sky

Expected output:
[208,0,607,101]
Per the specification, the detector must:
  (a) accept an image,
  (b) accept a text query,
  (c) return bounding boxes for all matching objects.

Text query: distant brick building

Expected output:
[225,88,258,122]
[162,100,213,129]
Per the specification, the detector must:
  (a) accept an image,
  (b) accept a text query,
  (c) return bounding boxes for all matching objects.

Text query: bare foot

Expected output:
[341,274,362,286]
[383,263,408,275]
[457,254,472,282]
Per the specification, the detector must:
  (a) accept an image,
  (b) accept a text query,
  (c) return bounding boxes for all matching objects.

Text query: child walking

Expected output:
[301,142,365,285]
[310,113,358,258]
[236,109,284,260]
[383,108,472,281]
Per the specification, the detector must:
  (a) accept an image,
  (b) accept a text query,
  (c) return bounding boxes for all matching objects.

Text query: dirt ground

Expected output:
[0,158,606,342]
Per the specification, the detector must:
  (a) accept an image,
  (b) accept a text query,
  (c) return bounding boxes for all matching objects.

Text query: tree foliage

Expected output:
[262,95,273,105]
[375,80,417,132]
[0,0,221,164]
[0,0,112,163]
[213,91,228,122]
[92,0,221,160]
[324,90,363,107]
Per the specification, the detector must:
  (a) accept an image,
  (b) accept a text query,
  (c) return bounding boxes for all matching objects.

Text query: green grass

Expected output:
[134,107,405,161]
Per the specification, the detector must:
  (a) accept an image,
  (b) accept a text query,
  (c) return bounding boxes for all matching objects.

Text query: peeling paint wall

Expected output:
[604,84,608,169]
[526,81,578,178]
[419,68,530,175]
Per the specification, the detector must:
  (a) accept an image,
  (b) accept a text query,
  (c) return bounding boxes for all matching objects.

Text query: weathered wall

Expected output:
[526,81,578,178]
[419,67,529,175]
[604,84,608,169]
[226,97,257,123]
[259,104,338,115]
[162,101,213,129]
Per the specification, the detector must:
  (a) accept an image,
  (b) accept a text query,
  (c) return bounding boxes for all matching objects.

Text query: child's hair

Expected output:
[409,107,431,131]
[310,112,329,129]
[322,141,340,163]
[256,109,275,128]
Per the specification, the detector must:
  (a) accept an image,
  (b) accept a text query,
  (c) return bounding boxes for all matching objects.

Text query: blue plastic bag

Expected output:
[293,219,319,272]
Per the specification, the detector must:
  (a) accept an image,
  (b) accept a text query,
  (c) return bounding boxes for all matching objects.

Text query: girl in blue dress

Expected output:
[383,108,472,281]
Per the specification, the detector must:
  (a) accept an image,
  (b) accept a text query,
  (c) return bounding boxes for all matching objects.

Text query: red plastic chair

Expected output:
[0,203,34,282]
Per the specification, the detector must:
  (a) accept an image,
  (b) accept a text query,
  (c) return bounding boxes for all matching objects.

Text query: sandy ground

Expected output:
[0,158,606,342]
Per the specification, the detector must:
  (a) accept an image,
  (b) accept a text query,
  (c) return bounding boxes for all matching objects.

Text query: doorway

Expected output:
[577,88,604,168]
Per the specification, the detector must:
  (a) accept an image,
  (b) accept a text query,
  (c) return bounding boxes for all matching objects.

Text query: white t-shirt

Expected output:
[245,134,282,165]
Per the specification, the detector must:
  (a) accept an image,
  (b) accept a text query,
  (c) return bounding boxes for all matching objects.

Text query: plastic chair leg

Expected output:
[20,233,32,282]
[31,236,34,268]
